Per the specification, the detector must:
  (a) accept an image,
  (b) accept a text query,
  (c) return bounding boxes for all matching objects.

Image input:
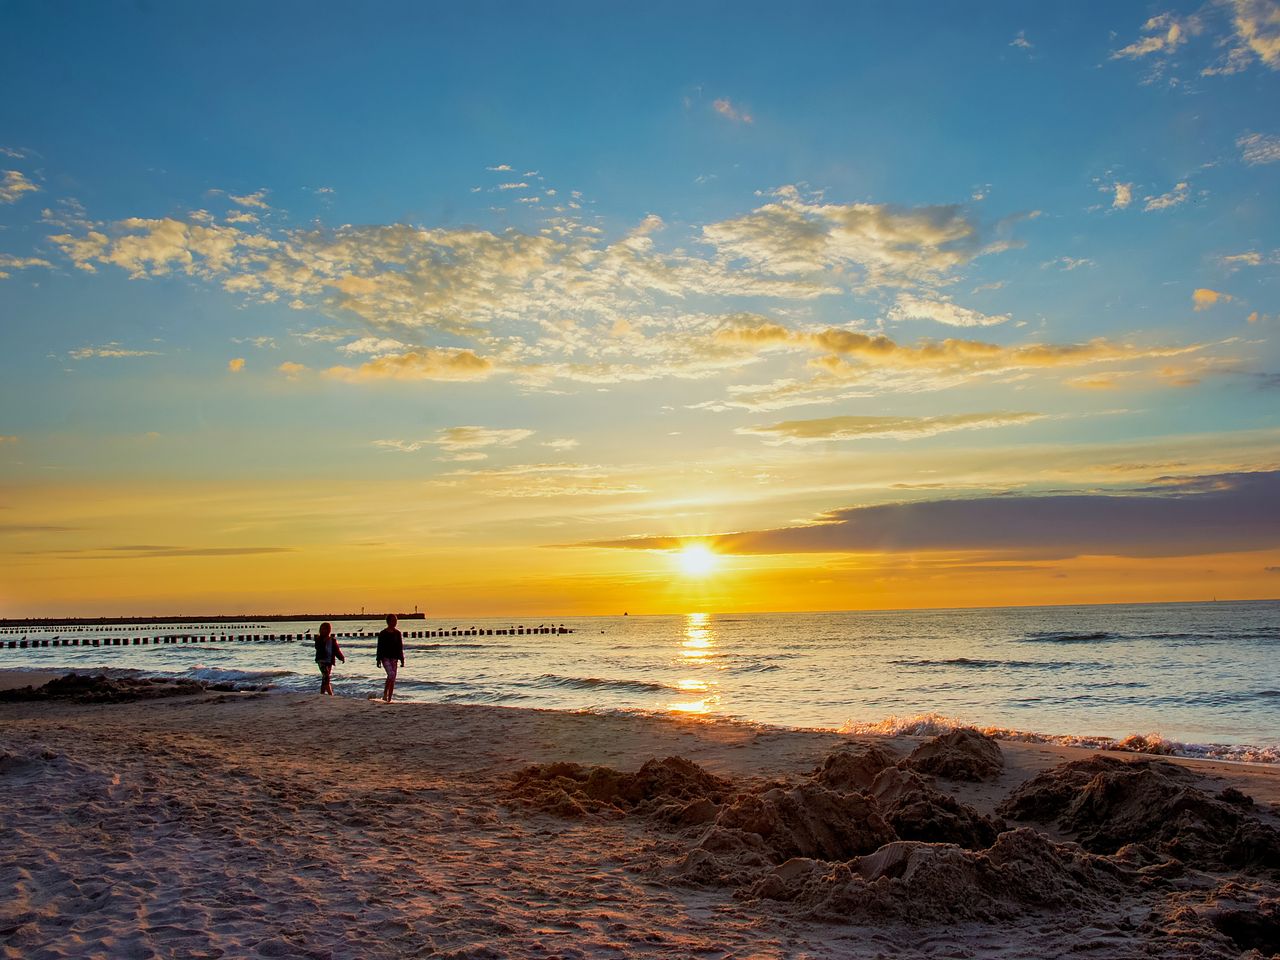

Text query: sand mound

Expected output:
[811,742,898,793]
[508,755,732,819]
[751,827,1127,924]
[1000,756,1280,872]
[712,780,896,863]
[869,767,1004,849]
[903,727,1004,781]
[0,672,215,704]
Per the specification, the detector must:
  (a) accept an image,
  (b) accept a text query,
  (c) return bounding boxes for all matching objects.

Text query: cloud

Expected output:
[542,438,579,450]
[1112,183,1133,209]
[226,211,258,225]
[230,335,277,348]
[701,188,1008,288]
[712,98,754,124]
[888,293,1010,327]
[228,357,246,373]
[1192,287,1233,310]
[1112,13,1197,61]
[435,462,645,498]
[277,361,307,379]
[42,190,1026,391]
[434,425,534,455]
[738,411,1044,444]
[1221,0,1280,70]
[0,435,17,444]
[1237,132,1280,165]
[324,348,494,382]
[1042,256,1095,271]
[69,344,162,359]
[486,164,513,172]
[0,170,39,204]
[1220,250,1273,268]
[1143,181,1190,212]
[336,336,409,356]
[0,253,51,278]
[699,329,1205,410]
[1010,30,1033,51]
[372,429,533,460]
[585,471,1280,560]
[74,545,294,559]
[497,182,529,191]
[228,189,270,209]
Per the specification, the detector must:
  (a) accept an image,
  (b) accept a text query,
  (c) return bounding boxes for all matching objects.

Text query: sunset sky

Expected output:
[2,1,1278,617]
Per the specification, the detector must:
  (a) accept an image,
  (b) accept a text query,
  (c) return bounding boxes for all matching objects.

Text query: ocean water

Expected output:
[2,600,1277,762]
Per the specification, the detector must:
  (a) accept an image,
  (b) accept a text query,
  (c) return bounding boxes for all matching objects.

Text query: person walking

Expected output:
[375,614,405,703]
[314,622,345,695]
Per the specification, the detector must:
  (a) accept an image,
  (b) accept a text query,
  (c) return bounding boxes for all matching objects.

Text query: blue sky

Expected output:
[1,1,1278,614]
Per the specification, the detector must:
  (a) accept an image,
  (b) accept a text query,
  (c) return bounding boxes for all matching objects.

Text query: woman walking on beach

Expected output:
[376,614,405,703]
[314,622,345,695]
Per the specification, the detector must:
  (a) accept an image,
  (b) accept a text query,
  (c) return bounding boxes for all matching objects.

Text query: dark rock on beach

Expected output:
[0,672,213,704]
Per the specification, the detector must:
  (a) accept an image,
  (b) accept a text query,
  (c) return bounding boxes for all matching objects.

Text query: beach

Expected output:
[2,672,1278,959]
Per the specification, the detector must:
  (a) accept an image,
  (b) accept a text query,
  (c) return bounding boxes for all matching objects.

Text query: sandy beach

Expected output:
[2,671,1278,959]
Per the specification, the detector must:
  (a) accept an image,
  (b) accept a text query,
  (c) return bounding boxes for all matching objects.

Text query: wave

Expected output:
[413,643,508,650]
[890,657,1087,670]
[837,712,1279,764]
[730,662,782,673]
[1020,630,1121,644]
[182,667,295,683]
[533,674,675,694]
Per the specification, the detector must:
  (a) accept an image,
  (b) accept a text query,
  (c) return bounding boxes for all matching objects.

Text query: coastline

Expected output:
[2,669,1278,958]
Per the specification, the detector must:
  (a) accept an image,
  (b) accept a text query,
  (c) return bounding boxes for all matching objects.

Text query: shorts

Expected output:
[382,659,399,680]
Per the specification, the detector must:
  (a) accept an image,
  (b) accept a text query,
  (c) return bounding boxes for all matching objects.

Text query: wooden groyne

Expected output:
[0,625,574,650]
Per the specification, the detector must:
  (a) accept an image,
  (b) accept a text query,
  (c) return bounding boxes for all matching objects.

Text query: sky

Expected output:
[1,0,1278,617]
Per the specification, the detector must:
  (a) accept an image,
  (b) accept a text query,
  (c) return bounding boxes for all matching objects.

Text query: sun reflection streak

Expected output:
[671,612,720,714]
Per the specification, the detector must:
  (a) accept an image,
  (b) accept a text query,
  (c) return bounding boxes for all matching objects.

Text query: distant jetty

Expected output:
[0,612,427,628]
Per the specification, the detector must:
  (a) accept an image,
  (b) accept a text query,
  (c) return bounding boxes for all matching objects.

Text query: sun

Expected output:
[676,543,719,576]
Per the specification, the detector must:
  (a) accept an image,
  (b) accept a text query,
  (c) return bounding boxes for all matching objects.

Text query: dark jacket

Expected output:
[376,627,404,665]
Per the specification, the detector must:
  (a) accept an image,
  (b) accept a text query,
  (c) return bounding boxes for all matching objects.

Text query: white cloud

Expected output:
[1010,31,1033,51]
[1112,12,1197,61]
[1112,183,1133,209]
[336,336,409,356]
[373,425,534,459]
[1042,256,1096,271]
[486,164,513,172]
[1237,132,1280,164]
[888,293,1009,327]
[70,343,162,359]
[1143,181,1189,211]
[497,182,529,191]
[542,438,580,450]
[0,254,51,278]
[0,170,39,204]
[229,189,270,209]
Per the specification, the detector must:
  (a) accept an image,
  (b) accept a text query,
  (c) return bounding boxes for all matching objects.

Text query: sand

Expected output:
[1,670,1278,959]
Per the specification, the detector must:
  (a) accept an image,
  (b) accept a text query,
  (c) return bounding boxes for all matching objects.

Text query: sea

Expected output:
[2,600,1277,763]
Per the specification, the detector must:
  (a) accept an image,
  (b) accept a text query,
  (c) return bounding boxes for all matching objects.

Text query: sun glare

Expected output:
[676,543,719,576]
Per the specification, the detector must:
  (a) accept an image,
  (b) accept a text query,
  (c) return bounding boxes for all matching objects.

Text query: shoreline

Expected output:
[3,664,1277,768]
[2,672,1279,957]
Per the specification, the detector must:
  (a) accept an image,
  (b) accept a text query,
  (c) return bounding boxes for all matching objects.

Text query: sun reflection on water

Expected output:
[671,612,720,714]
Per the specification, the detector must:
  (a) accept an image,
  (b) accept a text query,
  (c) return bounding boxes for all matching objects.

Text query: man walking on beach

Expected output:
[376,614,405,703]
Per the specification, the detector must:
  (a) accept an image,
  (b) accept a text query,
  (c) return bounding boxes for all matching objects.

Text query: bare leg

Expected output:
[386,674,396,702]
[320,663,333,695]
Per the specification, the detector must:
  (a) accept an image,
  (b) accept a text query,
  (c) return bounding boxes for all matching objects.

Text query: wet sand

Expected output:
[1,670,1277,959]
